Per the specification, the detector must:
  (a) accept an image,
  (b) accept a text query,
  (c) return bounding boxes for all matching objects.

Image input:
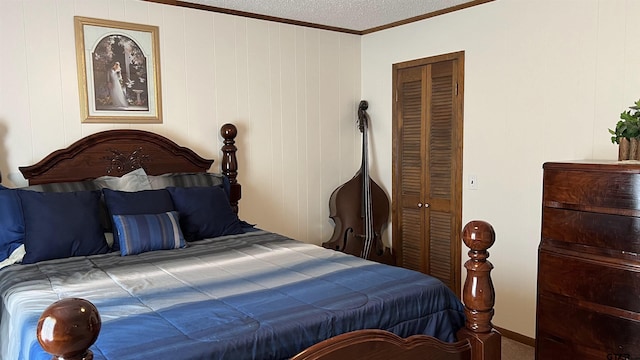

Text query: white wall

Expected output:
[362,0,640,338]
[0,0,362,244]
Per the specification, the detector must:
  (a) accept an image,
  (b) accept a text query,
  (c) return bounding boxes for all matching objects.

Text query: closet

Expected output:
[391,51,464,295]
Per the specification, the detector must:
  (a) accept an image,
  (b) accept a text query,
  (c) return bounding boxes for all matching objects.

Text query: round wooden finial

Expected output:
[37,298,101,360]
[220,123,237,140]
[461,220,495,251]
[460,221,496,334]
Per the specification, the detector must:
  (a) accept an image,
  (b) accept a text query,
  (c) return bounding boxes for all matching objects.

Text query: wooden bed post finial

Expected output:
[37,298,101,360]
[458,220,501,360]
[220,123,241,213]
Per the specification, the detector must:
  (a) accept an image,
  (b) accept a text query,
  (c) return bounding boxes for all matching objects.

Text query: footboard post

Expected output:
[457,220,501,360]
[37,298,101,360]
[220,123,241,214]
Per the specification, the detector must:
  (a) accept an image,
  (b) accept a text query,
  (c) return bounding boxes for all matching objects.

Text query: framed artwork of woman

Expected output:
[74,17,162,123]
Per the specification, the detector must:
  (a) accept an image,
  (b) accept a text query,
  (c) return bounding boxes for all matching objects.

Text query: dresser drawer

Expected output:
[542,207,640,254]
[543,167,640,216]
[538,250,640,313]
[536,295,640,359]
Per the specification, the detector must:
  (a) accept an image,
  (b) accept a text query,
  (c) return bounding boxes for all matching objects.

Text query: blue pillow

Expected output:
[167,186,244,241]
[18,190,108,264]
[112,211,186,256]
[0,188,24,262]
[102,189,175,252]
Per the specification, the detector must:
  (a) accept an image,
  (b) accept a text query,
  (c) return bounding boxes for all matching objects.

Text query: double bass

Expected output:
[323,101,395,266]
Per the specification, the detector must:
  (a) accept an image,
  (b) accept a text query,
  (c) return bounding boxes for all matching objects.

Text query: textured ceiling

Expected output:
[177,0,482,32]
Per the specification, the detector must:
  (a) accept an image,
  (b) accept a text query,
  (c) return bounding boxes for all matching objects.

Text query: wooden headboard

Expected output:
[18,123,241,212]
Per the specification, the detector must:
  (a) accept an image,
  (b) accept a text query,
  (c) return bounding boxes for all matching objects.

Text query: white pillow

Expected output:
[104,232,114,248]
[94,168,152,192]
[0,245,25,270]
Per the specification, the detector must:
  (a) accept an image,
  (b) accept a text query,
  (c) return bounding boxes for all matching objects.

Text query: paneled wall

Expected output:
[0,0,362,244]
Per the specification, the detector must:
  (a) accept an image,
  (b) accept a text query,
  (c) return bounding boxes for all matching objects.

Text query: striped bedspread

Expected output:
[0,230,464,360]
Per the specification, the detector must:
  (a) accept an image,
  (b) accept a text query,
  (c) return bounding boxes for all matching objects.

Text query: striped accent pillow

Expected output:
[113,211,185,256]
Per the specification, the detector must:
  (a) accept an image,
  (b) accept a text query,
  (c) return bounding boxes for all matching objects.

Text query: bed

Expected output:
[0,124,500,360]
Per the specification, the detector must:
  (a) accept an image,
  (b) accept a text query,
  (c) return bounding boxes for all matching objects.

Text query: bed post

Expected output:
[36,298,101,360]
[220,123,241,214]
[457,220,501,359]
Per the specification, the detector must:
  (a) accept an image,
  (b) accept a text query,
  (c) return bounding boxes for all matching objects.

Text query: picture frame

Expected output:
[74,16,162,123]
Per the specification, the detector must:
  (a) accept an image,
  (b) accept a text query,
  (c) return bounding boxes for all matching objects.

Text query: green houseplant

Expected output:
[609,99,640,160]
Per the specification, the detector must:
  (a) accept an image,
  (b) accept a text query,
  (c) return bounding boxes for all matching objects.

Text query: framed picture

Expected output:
[74,16,162,123]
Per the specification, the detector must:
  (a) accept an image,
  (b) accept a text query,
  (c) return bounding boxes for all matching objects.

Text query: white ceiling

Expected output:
[177,0,483,32]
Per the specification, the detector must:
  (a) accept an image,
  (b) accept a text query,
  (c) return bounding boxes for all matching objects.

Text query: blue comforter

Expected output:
[0,230,464,360]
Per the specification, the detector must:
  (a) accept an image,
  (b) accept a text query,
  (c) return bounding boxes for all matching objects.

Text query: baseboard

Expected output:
[494,326,535,347]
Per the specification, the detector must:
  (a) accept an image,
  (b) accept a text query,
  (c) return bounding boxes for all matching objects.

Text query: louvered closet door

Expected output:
[392,53,463,296]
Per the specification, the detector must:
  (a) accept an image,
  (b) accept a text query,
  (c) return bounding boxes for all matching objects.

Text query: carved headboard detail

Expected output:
[103,147,150,175]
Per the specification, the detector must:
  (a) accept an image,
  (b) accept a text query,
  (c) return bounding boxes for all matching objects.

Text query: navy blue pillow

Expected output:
[0,187,24,262]
[18,190,108,264]
[167,186,244,241]
[102,189,175,252]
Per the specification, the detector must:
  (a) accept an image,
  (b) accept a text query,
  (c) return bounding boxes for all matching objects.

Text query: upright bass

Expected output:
[323,101,395,266]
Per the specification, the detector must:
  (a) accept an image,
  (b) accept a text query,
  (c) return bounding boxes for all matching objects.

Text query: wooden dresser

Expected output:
[537,161,640,360]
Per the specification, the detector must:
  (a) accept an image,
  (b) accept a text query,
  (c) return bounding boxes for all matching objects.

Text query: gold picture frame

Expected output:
[74,16,162,123]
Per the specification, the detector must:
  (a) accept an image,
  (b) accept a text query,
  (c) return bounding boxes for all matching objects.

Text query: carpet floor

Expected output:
[502,337,535,359]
